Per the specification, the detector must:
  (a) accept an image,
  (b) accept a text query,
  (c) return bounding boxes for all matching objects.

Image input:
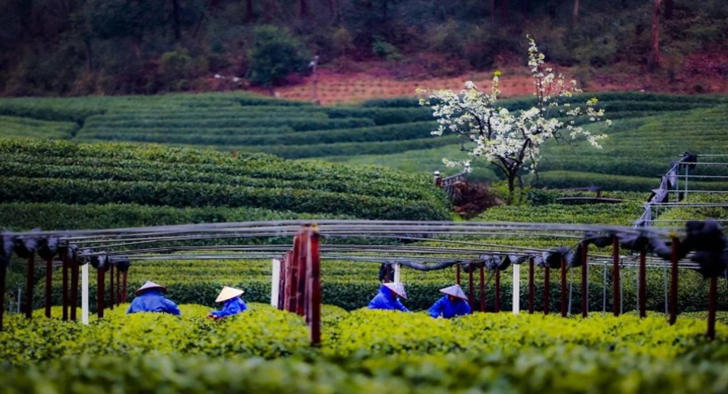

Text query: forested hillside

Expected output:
[1,0,726,96]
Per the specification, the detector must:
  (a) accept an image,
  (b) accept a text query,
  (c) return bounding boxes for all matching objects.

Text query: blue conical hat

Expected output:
[383,282,407,299]
[135,281,167,295]
[439,284,467,300]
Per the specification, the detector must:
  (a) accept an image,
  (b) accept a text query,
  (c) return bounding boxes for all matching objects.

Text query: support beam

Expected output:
[97,267,105,319]
[495,269,501,313]
[308,227,322,347]
[528,258,534,314]
[669,237,679,325]
[639,249,647,318]
[393,264,401,283]
[544,267,550,315]
[287,238,299,313]
[0,263,6,330]
[707,276,717,340]
[25,255,34,319]
[271,259,281,307]
[581,242,588,317]
[62,256,68,320]
[296,231,309,317]
[612,237,620,317]
[479,264,485,312]
[561,256,567,317]
[512,264,520,314]
[82,263,89,325]
[45,258,53,318]
[70,252,79,321]
[121,271,127,303]
[456,264,461,285]
[109,264,115,310]
[116,265,121,306]
[468,268,474,307]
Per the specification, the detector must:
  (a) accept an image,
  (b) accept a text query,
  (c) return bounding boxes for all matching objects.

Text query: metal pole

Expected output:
[81,263,89,325]
[707,276,717,340]
[271,259,280,307]
[639,249,646,318]
[528,258,534,314]
[308,227,322,347]
[45,258,53,318]
[612,237,620,317]
[544,267,550,315]
[512,264,520,315]
[669,238,679,325]
[468,268,475,308]
[97,267,104,319]
[561,256,567,317]
[581,242,588,317]
[479,264,485,312]
[25,255,34,319]
[70,252,79,321]
[394,264,401,283]
[494,269,501,313]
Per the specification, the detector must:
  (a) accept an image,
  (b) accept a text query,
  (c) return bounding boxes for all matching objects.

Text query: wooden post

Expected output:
[495,269,501,313]
[669,237,679,325]
[308,226,321,347]
[278,257,287,310]
[456,264,461,285]
[25,255,34,319]
[45,258,53,318]
[384,264,391,283]
[121,270,127,303]
[0,262,7,330]
[612,236,621,317]
[528,258,534,314]
[116,265,121,306]
[581,243,588,318]
[97,267,105,319]
[639,249,647,318]
[109,264,115,310]
[707,276,717,340]
[288,236,300,313]
[561,256,567,317]
[544,267,550,315]
[62,255,69,320]
[468,267,474,307]
[296,231,309,317]
[479,264,485,312]
[70,252,79,321]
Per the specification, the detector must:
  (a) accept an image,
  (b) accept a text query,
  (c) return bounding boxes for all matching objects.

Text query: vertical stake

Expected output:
[81,263,89,324]
[0,263,6,330]
[468,267,474,308]
[70,252,79,321]
[479,264,485,312]
[308,226,321,347]
[45,258,53,318]
[581,242,588,318]
[512,264,520,315]
[456,264,461,285]
[544,267,550,315]
[561,256,567,317]
[528,257,534,314]
[109,264,115,310]
[639,249,647,318]
[612,236,621,317]
[669,237,679,325]
[116,266,121,306]
[97,267,105,319]
[288,236,300,313]
[495,269,501,313]
[25,255,34,319]
[707,276,717,340]
[296,231,309,317]
[121,270,127,303]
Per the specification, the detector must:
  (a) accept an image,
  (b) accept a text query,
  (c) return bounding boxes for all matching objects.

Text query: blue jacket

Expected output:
[209,298,247,318]
[428,296,472,319]
[368,285,409,312]
[127,290,181,315]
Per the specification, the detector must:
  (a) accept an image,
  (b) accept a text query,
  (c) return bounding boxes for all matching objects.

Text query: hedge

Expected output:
[83,116,376,131]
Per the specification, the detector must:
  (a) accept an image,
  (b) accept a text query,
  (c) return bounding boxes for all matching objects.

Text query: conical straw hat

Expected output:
[439,284,468,300]
[216,286,245,303]
[383,282,407,299]
[135,281,167,295]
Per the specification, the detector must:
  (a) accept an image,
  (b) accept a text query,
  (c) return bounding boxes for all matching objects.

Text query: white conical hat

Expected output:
[383,282,407,299]
[216,286,245,303]
[439,284,468,300]
[135,281,167,295]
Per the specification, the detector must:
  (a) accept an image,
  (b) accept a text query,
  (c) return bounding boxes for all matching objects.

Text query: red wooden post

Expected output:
[288,235,300,313]
[639,249,647,318]
[0,262,7,330]
[70,252,79,321]
[544,267,550,315]
[561,256,567,317]
[479,264,485,312]
[468,267,474,307]
[669,237,679,325]
[296,231,309,317]
[25,255,34,319]
[612,236,620,317]
[456,264,461,285]
[278,257,286,310]
[122,270,128,303]
[97,267,105,319]
[528,257,534,314]
[384,264,391,283]
[308,226,321,346]
[62,255,69,320]
[707,276,717,340]
[494,269,501,313]
[109,264,115,310]
[45,258,53,318]
[581,242,588,318]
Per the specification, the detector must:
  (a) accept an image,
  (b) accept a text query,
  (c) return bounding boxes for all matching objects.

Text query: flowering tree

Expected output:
[418,36,610,204]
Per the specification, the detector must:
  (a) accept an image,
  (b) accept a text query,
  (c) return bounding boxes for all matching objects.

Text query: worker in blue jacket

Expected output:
[127,281,181,315]
[428,284,472,319]
[368,282,409,312]
[208,286,247,320]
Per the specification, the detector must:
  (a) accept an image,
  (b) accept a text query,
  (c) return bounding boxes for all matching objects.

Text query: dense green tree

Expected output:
[246,25,310,94]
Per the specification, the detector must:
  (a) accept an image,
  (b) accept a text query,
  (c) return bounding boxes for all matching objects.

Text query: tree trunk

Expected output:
[572,0,580,26]
[664,0,673,19]
[84,38,93,74]
[649,0,662,72]
[246,0,254,21]
[507,174,516,205]
[172,0,181,42]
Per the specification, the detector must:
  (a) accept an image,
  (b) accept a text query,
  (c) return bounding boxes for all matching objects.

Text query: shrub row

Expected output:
[79,126,297,137]
[83,116,376,131]
[324,107,433,125]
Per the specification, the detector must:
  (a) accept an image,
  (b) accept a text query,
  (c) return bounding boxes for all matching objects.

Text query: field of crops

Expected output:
[2,304,727,392]
[1,91,727,190]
